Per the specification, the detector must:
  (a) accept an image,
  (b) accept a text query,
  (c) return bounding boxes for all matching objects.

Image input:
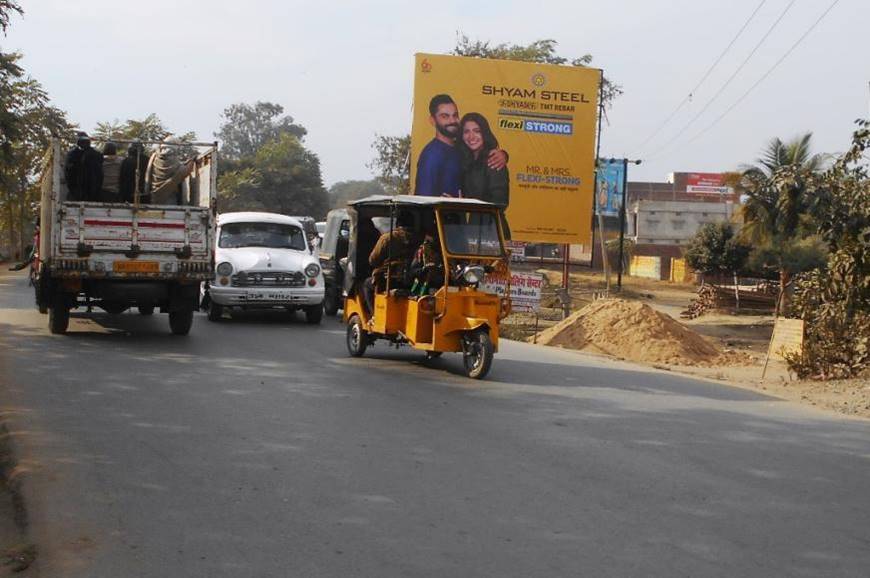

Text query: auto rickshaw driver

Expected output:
[363,209,417,318]
[409,216,444,296]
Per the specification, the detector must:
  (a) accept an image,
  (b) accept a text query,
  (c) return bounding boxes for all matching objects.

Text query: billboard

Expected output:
[595,160,625,217]
[411,53,601,245]
[685,172,731,194]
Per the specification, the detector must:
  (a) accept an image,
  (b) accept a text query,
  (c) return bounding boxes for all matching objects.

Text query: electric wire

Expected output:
[629,0,768,155]
[640,0,797,160]
[681,0,842,149]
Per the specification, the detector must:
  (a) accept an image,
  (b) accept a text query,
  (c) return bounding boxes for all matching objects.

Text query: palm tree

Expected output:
[738,133,827,314]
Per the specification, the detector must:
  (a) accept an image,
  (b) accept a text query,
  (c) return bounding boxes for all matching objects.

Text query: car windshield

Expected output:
[440,210,503,256]
[219,222,307,250]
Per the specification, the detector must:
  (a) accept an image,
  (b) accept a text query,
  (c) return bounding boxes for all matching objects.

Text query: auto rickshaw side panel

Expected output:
[431,288,500,353]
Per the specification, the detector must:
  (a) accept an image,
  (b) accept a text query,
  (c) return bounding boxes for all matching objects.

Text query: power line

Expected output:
[682,0,841,149]
[641,0,797,160]
[629,0,768,155]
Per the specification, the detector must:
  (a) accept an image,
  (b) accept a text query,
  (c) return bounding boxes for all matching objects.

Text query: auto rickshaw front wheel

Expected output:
[346,314,368,357]
[462,330,493,379]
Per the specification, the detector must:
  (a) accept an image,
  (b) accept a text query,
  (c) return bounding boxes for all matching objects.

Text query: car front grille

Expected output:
[231,271,305,287]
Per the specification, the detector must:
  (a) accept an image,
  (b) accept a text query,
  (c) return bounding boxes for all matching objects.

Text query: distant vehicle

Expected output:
[35,138,216,335]
[202,212,324,324]
[315,221,326,237]
[290,215,319,253]
[318,208,350,316]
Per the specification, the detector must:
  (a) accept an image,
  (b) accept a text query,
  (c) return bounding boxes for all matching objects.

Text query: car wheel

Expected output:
[169,308,194,335]
[207,301,223,322]
[323,289,340,316]
[304,304,323,325]
[346,314,367,357]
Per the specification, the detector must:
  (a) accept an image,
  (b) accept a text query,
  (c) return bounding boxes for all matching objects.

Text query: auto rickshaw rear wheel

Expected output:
[462,329,493,379]
[346,314,367,357]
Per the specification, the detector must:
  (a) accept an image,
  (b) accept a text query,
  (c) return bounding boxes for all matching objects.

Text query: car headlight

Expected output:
[216,261,233,276]
[305,263,320,277]
[462,265,485,285]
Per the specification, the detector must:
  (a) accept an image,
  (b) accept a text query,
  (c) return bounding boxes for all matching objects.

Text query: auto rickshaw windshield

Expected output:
[440,209,503,256]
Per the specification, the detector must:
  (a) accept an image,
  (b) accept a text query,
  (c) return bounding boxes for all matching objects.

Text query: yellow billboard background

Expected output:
[411,53,601,245]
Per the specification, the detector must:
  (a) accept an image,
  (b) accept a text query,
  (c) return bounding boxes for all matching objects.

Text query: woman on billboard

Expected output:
[458,112,511,238]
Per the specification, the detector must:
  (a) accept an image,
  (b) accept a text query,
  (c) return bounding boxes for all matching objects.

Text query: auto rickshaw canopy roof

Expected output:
[349,195,498,209]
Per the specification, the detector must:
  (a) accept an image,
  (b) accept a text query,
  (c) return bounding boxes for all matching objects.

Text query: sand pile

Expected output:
[533,299,724,366]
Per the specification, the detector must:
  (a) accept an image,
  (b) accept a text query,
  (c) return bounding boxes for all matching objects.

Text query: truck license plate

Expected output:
[113,260,159,273]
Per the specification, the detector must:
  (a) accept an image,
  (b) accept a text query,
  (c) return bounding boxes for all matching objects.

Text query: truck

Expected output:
[35,138,217,335]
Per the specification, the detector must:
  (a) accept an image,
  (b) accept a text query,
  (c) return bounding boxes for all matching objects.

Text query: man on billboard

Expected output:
[415,94,507,197]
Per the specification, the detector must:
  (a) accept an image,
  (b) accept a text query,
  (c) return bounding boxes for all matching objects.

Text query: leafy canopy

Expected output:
[215,102,306,161]
[683,222,750,276]
[216,102,327,218]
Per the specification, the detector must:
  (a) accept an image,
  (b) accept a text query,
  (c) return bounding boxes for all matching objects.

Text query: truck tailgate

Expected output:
[60,204,209,255]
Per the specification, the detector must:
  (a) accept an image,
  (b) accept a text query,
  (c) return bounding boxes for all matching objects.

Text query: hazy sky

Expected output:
[4,0,868,185]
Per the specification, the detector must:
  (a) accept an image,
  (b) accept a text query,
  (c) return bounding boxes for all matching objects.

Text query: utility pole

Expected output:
[612,157,642,290]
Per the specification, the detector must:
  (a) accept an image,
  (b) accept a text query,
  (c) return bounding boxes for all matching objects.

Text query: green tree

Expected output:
[737,133,827,313]
[367,135,410,195]
[0,67,71,254]
[452,34,622,107]
[683,222,751,280]
[328,179,386,209]
[215,102,306,161]
[218,133,328,218]
[92,113,194,144]
[0,0,22,33]
[371,36,620,195]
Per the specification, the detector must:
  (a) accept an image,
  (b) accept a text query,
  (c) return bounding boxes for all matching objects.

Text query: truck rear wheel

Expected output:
[49,293,70,335]
[169,308,194,335]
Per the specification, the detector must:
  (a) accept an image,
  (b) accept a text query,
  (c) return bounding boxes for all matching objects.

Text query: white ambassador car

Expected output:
[203,212,325,324]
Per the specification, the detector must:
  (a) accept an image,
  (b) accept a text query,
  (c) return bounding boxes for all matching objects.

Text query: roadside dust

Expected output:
[532,298,744,367]
[0,419,37,576]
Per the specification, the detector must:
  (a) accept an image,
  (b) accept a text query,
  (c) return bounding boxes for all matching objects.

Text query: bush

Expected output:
[683,222,750,278]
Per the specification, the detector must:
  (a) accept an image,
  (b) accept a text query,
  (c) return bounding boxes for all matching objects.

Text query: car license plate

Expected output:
[246,292,290,301]
[113,260,159,273]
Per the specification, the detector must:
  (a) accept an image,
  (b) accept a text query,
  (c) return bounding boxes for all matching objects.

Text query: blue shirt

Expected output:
[415,138,461,197]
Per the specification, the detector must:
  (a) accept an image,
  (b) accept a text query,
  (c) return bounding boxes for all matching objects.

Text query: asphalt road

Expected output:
[1,269,869,577]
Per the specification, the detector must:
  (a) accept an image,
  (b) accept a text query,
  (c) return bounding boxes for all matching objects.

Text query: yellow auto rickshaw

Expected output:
[342,195,511,379]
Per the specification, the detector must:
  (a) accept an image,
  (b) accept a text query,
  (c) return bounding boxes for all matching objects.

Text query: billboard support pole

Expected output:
[617,159,628,290]
[592,70,607,292]
[616,158,642,290]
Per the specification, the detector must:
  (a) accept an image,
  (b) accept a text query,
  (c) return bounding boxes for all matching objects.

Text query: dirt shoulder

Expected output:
[506,265,869,420]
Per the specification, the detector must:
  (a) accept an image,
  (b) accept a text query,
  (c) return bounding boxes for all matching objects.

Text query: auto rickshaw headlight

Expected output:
[216,261,233,276]
[462,265,486,285]
[305,263,321,277]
